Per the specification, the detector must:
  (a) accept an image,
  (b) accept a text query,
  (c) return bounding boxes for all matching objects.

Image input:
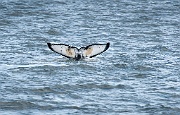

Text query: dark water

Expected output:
[0,0,180,114]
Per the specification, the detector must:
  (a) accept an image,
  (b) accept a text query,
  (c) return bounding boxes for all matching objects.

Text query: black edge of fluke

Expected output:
[47,42,51,47]
[47,43,53,51]
[105,42,110,51]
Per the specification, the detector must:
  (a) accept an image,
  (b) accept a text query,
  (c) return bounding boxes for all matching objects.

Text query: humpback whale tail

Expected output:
[47,42,110,60]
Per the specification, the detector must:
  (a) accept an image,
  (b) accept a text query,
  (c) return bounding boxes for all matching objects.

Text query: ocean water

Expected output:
[0,0,180,114]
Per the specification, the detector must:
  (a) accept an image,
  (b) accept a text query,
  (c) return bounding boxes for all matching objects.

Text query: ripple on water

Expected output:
[0,101,38,110]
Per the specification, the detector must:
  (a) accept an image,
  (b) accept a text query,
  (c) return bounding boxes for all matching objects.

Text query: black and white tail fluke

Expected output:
[47,42,110,60]
[81,43,110,58]
[47,43,78,58]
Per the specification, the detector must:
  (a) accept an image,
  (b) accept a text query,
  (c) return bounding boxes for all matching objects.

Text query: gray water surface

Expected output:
[0,0,180,114]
